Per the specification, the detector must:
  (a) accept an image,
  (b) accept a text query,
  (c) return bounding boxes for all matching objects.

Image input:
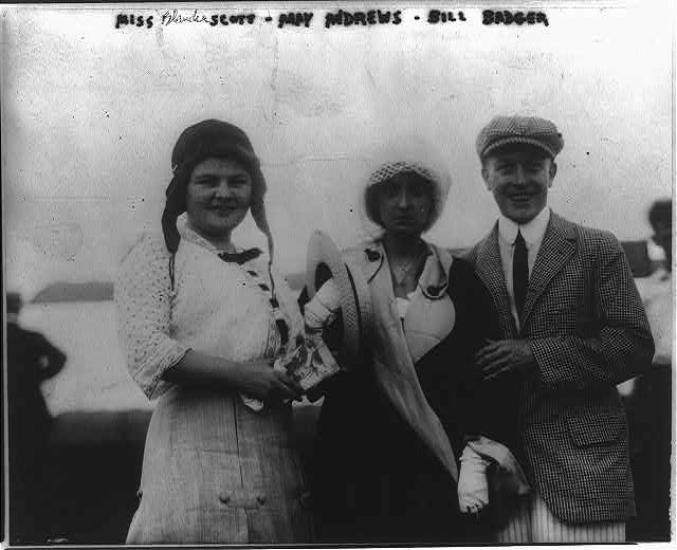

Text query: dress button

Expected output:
[256,495,266,505]
[219,495,231,504]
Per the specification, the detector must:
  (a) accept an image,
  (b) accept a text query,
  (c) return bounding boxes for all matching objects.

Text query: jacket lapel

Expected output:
[475,224,518,338]
[361,242,385,283]
[521,213,577,329]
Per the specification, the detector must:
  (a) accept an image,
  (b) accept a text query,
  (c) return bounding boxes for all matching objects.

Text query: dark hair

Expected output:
[648,199,672,230]
[365,171,435,228]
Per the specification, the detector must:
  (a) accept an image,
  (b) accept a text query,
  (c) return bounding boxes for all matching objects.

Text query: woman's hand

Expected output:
[231,360,302,402]
[304,280,341,330]
[458,445,490,515]
[164,351,302,401]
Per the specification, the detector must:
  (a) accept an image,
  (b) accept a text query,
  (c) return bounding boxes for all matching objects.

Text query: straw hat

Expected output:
[305,231,372,357]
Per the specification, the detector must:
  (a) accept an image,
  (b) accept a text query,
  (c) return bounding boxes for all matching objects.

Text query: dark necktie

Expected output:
[513,230,529,318]
[218,247,262,265]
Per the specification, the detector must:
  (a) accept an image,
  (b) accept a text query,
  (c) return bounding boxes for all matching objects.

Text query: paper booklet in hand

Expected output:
[274,335,341,402]
[240,335,341,411]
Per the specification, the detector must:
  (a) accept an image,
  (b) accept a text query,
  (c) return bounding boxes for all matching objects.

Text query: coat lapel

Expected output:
[351,240,460,482]
[475,224,518,338]
[361,243,385,283]
[404,245,455,364]
[521,213,577,328]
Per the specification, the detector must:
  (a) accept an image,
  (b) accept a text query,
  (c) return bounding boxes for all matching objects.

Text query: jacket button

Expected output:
[219,495,231,504]
[256,495,266,505]
[365,249,381,261]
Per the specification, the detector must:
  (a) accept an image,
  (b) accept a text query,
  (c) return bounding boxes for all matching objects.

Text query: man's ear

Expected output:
[548,161,558,187]
[481,166,492,191]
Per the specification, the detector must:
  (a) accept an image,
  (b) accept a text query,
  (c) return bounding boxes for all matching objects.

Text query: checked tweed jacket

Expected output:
[465,212,654,524]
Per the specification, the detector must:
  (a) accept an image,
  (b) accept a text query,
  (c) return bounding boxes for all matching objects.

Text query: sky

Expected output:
[2,1,673,298]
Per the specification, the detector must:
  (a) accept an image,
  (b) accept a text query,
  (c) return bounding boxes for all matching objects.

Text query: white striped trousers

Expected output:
[497,493,626,543]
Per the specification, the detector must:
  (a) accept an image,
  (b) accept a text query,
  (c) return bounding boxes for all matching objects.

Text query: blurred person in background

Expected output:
[7,291,66,544]
[624,198,672,541]
[641,199,672,365]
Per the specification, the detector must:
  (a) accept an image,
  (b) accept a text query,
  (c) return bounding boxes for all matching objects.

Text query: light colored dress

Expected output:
[115,216,311,544]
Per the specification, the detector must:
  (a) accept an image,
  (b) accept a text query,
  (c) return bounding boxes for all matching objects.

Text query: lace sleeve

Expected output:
[114,234,189,399]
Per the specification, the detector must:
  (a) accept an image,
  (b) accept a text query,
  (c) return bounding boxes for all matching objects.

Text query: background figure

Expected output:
[625,199,672,541]
[7,292,66,544]
[466,115,654,543]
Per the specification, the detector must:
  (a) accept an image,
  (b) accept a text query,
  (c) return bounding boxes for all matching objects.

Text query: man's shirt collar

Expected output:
[498,207,551,246]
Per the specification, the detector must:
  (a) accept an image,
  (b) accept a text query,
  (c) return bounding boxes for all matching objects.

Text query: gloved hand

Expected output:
[304,280,341,330]
[457,444,491,514]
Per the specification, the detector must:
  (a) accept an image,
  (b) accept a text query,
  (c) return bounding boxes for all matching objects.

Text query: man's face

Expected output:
[482,147,557,224]
[653,220,672,271]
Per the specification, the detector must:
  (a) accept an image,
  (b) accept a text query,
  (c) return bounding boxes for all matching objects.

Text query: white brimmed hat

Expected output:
[305,231,372,357]
[359,138,452,238]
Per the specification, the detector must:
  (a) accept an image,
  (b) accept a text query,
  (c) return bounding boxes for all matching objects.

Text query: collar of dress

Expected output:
[176,213,244,257]
[362,239,454,300]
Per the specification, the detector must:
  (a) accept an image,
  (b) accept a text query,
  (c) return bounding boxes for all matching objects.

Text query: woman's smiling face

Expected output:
[185,157,253,241]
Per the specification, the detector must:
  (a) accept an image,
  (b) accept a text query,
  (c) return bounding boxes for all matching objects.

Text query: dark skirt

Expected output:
[311,370,474,544]
[307,257,521,544]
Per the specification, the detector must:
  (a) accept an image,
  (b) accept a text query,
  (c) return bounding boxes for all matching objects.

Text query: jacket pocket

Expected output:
[567,412,625,447]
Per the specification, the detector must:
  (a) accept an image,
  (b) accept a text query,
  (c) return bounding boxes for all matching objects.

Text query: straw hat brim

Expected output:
[305,231,372,357]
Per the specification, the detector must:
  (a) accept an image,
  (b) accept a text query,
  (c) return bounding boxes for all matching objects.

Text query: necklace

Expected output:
[391,248,425,290]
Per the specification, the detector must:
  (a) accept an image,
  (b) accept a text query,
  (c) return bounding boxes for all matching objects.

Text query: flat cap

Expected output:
[476,115,564,159]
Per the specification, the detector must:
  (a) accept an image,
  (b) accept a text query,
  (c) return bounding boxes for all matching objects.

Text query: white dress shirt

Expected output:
[497,207,551,329]
[634,266,672,366]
